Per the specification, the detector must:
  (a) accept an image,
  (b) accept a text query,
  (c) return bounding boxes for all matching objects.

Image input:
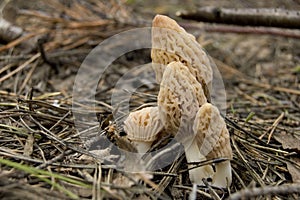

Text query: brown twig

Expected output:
[0,29,48,52]
[231,137,265,186]
[18,9,113,28]
[173,185,212,199]
[202,178,222,200]
[37,38,59,74]
[228,183,300,200]
[36,149,73,169]
[266,112,285,144]
[180,23,300,39]
[18,62,37,95]
[204,24,300,39]
[0,53,40,83]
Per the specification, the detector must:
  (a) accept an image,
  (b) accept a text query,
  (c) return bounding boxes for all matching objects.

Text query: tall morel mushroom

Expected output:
[124,106,164,153]
[157,61,207,135]
[151,14,213,98]
[192,103,232,187]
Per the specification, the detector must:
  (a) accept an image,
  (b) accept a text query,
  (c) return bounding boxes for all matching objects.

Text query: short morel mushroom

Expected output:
[151,14,213,98]
[191,103,232,187]
[123,106,164,153]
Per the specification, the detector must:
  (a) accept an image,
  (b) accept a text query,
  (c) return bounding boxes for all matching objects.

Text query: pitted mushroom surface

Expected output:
[192,103,232,187]
[151,14,213,97]
[124,106,164,153]
[157,61,207,135]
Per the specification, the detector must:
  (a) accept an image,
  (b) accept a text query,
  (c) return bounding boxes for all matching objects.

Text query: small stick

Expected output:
[0,53,40,83]
[36,149,73,169]
[229,183,300,200]
[18,63,38,95]
[0,29,48,52]
[267,112,285,144]
[179,22,300,39]
[173,185,212,199]
[203,24,300,39]
[231,137,265,186]
[179,158,229,173]
[37,38,59,74]
[202,178,222,200]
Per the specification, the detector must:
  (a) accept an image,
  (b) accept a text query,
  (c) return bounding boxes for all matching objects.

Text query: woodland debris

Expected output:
[177,7,300,29]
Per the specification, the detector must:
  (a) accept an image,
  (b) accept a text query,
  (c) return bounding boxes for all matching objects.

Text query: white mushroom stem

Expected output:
[184,139,214,185]
[132,140,153,154]
[212,160,232,188]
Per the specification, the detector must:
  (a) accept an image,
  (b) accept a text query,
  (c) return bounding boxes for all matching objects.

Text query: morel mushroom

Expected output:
[191,103,232,187]
[158,61,219,186]
[151,14,212,97]
[124,107,164,153]
[157,61,207,135]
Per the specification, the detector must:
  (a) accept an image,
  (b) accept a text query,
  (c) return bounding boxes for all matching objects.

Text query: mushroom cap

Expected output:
[151,14,212,97]
[193,103,232,159]
[124,107,164,142]
[158,61,207,135]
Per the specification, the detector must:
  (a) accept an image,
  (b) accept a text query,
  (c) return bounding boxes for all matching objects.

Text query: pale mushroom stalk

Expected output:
[131,140,153,154]
[213,160,232,188]
[184,139,214,185]
[193,103,233,188]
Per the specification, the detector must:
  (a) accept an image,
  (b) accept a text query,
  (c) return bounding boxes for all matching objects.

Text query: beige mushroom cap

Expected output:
[192,102,232,187]
[158,61,207,136]
[151,14,212,97]
[124,106,164,153]
[193,103,232,160]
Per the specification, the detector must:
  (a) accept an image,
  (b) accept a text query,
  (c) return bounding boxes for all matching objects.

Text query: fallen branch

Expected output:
[177,7,300,29]
[180,22,300,39]
[228,183,300,200]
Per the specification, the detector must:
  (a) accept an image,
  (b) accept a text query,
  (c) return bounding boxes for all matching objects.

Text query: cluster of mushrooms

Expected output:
[123,15,232,188]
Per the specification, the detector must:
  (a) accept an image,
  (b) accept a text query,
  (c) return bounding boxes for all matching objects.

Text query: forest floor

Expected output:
[0,0,299,199]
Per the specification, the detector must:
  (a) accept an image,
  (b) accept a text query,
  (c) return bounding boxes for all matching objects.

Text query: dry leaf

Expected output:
[23,134,34,156]
[134,194,151,200]
[79,149,119,163]
[286,158,300,183]
[113,173,135,187]
[274,131,300,151]
[60,181,92,198]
